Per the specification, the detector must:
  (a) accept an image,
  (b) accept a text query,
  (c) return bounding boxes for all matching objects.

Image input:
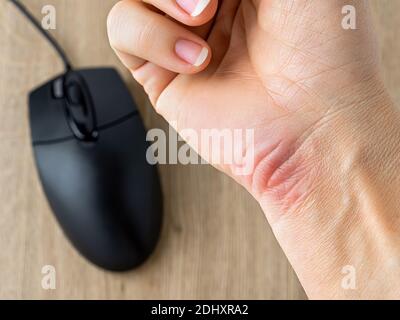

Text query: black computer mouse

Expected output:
[29,68,163,271]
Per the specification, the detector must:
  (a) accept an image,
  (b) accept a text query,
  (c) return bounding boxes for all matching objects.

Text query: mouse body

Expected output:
[29,68,163,271]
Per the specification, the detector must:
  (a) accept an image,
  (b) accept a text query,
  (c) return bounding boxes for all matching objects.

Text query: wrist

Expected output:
[326,94,400,299]
[256,80,400,298]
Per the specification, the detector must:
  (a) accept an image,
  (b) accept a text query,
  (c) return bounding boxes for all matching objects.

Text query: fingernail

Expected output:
[176,0,211,17]
[175,39,209,67]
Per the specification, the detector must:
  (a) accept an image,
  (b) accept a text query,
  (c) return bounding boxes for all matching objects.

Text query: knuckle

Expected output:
[107,1,128,48]
[135,17,157,53]
[107,1,156,54]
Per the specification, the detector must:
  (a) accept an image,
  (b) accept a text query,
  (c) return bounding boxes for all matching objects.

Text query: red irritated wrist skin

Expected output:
[249,78,400,299]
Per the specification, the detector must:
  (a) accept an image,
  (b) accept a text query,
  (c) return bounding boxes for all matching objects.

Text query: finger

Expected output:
[132,62,178,106]
[112,47,177,106]
[113,47,145,72]
[143,0,218,27]
[107,0,212,74]
[206,0,241,69]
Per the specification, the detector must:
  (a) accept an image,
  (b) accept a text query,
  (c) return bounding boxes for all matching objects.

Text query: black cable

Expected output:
[9,0,73,72]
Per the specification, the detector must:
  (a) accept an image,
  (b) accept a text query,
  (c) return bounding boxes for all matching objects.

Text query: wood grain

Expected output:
[0,0,398,300]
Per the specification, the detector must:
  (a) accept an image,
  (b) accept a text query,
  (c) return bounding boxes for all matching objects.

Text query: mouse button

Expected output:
[29,81,74,142]
[76,69,138,127]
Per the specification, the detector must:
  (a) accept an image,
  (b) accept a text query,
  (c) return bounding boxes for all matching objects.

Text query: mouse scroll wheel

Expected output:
[66,83,85,106]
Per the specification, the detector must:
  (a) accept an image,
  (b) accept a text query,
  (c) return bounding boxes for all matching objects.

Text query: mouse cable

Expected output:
[9,0,73,72]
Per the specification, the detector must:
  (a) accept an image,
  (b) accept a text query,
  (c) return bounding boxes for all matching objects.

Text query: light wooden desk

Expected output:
[0,0,398,299]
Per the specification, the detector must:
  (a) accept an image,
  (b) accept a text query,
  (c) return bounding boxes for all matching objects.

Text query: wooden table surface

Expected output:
[0,0,399,300]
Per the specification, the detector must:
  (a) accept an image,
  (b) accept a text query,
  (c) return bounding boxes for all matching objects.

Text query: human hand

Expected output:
[108,0,400,299]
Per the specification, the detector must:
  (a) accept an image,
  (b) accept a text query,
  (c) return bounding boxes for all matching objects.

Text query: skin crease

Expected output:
[108,0,400,298]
